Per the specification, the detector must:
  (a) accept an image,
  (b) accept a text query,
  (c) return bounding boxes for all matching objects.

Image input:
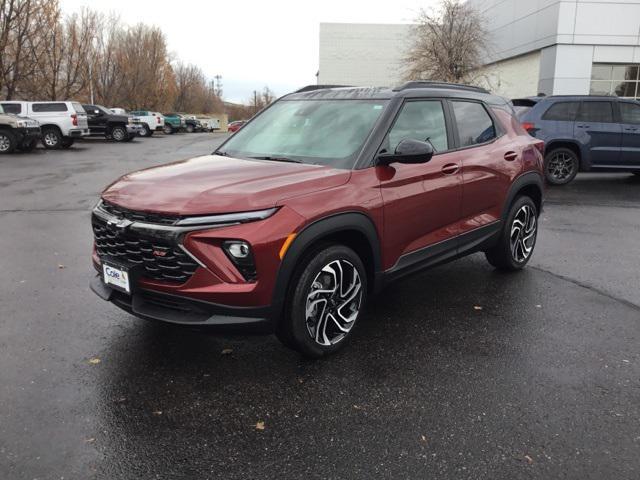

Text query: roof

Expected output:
[284,83,510,107]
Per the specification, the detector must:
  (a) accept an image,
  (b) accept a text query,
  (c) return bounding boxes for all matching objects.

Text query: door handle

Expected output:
[624,127,638,131]
[441,163,459,175]
[504,151,518,161]
[577,124,590,128]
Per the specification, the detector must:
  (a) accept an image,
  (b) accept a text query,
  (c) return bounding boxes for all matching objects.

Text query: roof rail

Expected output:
[294,84,352,93]
[393,81,490,94]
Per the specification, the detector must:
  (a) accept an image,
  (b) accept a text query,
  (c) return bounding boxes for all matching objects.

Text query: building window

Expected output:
[590,64,639,99]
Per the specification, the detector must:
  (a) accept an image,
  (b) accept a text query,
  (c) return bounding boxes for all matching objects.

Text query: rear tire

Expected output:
[485,196,538,271]
[277,244,367,358]
[0,130,17,153]
[41,127,63,149]
[163,124,174,135]
[544,147,579,185]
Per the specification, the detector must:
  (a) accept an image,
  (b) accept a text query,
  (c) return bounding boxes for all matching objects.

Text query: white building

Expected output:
[317,23,412,87]
[317,1,640,100]
[471,0,640,99]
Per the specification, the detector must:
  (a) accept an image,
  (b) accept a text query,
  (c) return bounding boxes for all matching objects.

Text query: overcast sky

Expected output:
[60,0,437,103]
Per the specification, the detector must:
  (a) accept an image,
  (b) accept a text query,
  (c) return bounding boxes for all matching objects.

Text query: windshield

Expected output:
[218,99,388,168]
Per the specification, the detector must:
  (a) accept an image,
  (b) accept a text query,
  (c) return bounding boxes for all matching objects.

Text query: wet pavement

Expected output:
[1,134,639,479]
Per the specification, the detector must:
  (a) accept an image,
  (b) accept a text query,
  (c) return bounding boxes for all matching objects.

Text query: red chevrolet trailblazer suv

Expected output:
[91,82,544,357]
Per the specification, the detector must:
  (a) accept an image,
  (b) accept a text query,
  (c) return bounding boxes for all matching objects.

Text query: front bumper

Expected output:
[15,126,41,142]
[127,124,144,135]
[91,275,274,331]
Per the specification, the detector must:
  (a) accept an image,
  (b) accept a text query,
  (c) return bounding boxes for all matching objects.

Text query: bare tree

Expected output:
[404,0,488,83]
[0,0,53,99]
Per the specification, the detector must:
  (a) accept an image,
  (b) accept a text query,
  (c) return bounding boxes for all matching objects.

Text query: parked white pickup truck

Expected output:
[129,110,165,137]
[0,101,89,149]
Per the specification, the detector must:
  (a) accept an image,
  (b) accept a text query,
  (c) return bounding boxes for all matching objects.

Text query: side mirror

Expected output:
[377,138,434,165]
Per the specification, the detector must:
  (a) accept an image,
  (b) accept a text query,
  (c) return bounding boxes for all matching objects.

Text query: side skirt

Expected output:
[383,221,502,284]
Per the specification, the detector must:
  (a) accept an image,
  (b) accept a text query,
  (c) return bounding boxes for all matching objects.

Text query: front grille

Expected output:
[92,215,199,284]
[100,201,179,225]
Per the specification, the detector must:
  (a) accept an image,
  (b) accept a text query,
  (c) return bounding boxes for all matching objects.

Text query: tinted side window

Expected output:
[31,103,68,113]
[451,101,496,147]
[542,102,579,121]
[386,100,448,152]
[2,103,22,114]
[620,102,640,124]
[577,101,613,123]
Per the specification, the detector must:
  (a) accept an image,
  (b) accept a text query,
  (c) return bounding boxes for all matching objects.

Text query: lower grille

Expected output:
[92,216,198,284]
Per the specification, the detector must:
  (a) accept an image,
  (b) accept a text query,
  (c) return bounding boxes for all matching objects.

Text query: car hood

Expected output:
[101,155,351,215]
[110,114,130,123]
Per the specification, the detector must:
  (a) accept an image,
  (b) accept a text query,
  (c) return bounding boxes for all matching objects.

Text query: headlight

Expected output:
[175,208,278,227]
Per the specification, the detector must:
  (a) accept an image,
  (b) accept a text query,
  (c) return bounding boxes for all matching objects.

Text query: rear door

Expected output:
[575,100,621,166]
[83,104,106,134]
[618,101,640,167]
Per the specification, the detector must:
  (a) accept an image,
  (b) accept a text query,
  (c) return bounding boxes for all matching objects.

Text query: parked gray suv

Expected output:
[514,96,640,185]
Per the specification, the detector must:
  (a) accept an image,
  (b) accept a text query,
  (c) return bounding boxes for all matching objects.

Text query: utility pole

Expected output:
[214,74,223,98]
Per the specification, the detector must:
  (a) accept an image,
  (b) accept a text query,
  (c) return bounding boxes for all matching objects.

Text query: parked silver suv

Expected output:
[0,103,41,154]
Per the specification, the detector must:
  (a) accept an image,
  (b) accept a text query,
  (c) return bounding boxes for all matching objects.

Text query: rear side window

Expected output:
[451,101,496,147]
[386,100,448,152]
[32,103,68,112]
[578,102,613,123]
[2,103,21,114]
[542,102,579,121]
[620,102,640,124]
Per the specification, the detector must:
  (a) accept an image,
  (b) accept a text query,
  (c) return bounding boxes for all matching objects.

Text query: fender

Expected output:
[501,171,544,221]
[270,212,383,317]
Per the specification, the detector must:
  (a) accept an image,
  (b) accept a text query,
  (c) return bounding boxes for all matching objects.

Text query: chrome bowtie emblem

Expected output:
[107,218,132,230]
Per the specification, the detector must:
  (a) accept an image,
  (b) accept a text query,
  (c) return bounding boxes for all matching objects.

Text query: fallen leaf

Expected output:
[85,437,95,443]
[152,410,163,416]
[255,421,265,430]
[535,304,542,308]
[58,264,66,269]
[473,305,483,311]
[524,454,534,464]
[420,435,428,444]
[353,404,362,410]
[88,358,101,365]
[221,348,233,355]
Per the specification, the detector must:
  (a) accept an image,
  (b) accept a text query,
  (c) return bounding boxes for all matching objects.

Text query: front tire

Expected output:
[61,137,74,149]
[485,196,538,271]
[544,148,579,185]
[0,130,17,153]
[140,124,152,137]
[277,244,367,358]
[41,127,63,149]
[110,125,127,142]
[186,124,195,133]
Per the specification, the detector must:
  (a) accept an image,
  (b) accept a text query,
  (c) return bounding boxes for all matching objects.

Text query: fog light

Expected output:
[222,241,257,281]
[226,241,250,259]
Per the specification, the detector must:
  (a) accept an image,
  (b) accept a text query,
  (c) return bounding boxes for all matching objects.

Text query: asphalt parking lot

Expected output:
[1,133,639,480]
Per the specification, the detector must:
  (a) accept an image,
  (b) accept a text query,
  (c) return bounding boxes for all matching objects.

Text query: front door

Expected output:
[619,101,640,167]
[574,100,622,166]
[378,99,462,270]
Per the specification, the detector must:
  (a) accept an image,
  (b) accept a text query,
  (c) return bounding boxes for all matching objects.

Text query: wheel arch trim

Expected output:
[270,211,383,317]
[502,171,544,221]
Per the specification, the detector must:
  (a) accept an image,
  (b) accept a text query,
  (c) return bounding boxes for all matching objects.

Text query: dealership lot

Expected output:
[1,134,639,479]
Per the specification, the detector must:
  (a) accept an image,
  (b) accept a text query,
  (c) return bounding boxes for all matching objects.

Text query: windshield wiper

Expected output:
[250,156,303,164]
[213,150,229,156]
